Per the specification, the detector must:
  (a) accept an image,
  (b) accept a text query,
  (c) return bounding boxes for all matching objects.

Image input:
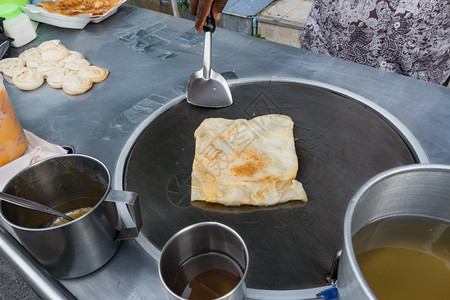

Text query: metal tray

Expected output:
[120,78,426,291]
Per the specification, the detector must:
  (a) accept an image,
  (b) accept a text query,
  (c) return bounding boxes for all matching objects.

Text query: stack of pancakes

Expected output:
[37,0,122,17]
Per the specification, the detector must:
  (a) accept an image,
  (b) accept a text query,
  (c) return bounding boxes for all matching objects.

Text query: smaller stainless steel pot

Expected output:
[159,222,249,300]
[337,164,450,299]
[0,154,142,279]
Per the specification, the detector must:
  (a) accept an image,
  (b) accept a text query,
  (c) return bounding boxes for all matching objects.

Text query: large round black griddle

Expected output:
[123,80,419,290]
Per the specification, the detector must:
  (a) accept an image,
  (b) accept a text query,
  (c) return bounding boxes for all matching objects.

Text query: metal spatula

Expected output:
[186,11,233,108]
[0,192,73,221]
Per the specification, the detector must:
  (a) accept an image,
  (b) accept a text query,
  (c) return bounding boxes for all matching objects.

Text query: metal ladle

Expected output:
[0,192,73,221]
[186,8,233,108]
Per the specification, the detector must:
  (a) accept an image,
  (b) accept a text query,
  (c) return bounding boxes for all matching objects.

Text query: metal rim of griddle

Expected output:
[113,77,428,299]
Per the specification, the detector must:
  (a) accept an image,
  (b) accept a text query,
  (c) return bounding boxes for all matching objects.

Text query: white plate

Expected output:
[21,1,126,29]
[89,5,121,23]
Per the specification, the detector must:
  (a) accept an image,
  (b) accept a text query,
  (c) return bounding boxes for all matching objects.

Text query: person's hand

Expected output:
[189,0,229,34]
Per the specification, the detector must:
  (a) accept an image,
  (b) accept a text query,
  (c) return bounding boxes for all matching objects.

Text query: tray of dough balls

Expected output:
[0,40,109,95]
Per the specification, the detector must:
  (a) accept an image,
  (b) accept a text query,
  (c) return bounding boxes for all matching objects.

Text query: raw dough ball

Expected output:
[3,64,23,83]
[26,56,44,69]
[58,51,85,67]
[37,61,60,79]
[9,40,109,95]
[64,58,91,72]
[0,57,25,73]
[37,40,65,51]
[77,65,109,83]
[18,48,41,62]
[62,73,93,95]
[47,69,70,89]
[12,68,44,91]
[41,45,70,62]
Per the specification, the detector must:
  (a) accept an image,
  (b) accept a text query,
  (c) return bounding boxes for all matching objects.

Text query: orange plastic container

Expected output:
[0,75,27,167]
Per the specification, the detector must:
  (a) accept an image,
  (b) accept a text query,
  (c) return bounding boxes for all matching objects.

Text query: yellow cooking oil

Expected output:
[50,207,92,227]
[353,215,450,300]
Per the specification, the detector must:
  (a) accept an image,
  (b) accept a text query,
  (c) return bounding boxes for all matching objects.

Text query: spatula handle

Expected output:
[203,6,216,33]
[202,5,215,80]
[203,31,212,80]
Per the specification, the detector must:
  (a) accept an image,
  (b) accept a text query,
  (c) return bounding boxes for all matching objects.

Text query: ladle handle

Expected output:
[0,192,73,221]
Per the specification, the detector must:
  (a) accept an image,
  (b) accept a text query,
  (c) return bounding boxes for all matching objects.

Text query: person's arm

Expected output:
[189,0,229,33]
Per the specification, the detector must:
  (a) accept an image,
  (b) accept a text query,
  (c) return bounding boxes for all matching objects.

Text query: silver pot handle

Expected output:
[327,249,341,285]
[105,190,143,241]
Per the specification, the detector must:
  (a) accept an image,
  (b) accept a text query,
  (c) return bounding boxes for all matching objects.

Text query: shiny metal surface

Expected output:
[1,154,141,279]
[0,4,448,299]
[0,226,75,300]
[338,164,450,299]
[186,68,233,108]
[0,192,73,221]
[159,222,248,299]
[107,189,143,242]
[187,29,233,107]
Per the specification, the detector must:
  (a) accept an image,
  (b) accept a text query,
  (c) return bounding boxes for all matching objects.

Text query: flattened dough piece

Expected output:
[37,39,65,51]
[41,45,70,62]
[58,51,85,67]
[18,47,41,62]
[191,114,308,206]
[3,64,23,84]
[62,73,92,95]
[26,57,43,69]
[12,68,44,91]
[37,61,60,78]
[77,65,109,83]
[0,57,25,73]
[64,58,90,72]
[47,68,70,89]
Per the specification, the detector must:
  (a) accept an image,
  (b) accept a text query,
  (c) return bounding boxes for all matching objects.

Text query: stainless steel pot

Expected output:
[159,222,249,300]
[0,154,142,279]
[337,164,450,299]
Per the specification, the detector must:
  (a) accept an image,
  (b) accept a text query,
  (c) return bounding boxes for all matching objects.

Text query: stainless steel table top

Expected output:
[2,4,450,299]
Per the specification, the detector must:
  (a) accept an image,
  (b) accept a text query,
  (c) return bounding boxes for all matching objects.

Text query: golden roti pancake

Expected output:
[191,114,308,206]
[37,0,122,17]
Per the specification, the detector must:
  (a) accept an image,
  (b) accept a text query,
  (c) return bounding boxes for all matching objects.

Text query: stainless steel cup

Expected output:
[337,164,450,299]
[0,154,142,279]
[159,222,249,300]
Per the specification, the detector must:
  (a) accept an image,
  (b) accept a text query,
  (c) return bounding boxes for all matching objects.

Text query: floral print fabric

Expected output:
[300,0,450,85]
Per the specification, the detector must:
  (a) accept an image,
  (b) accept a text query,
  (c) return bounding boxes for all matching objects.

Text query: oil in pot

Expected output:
[353,215,450,300]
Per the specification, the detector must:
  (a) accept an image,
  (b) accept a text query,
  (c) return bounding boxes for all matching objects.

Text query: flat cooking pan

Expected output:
[121,78,426,291]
